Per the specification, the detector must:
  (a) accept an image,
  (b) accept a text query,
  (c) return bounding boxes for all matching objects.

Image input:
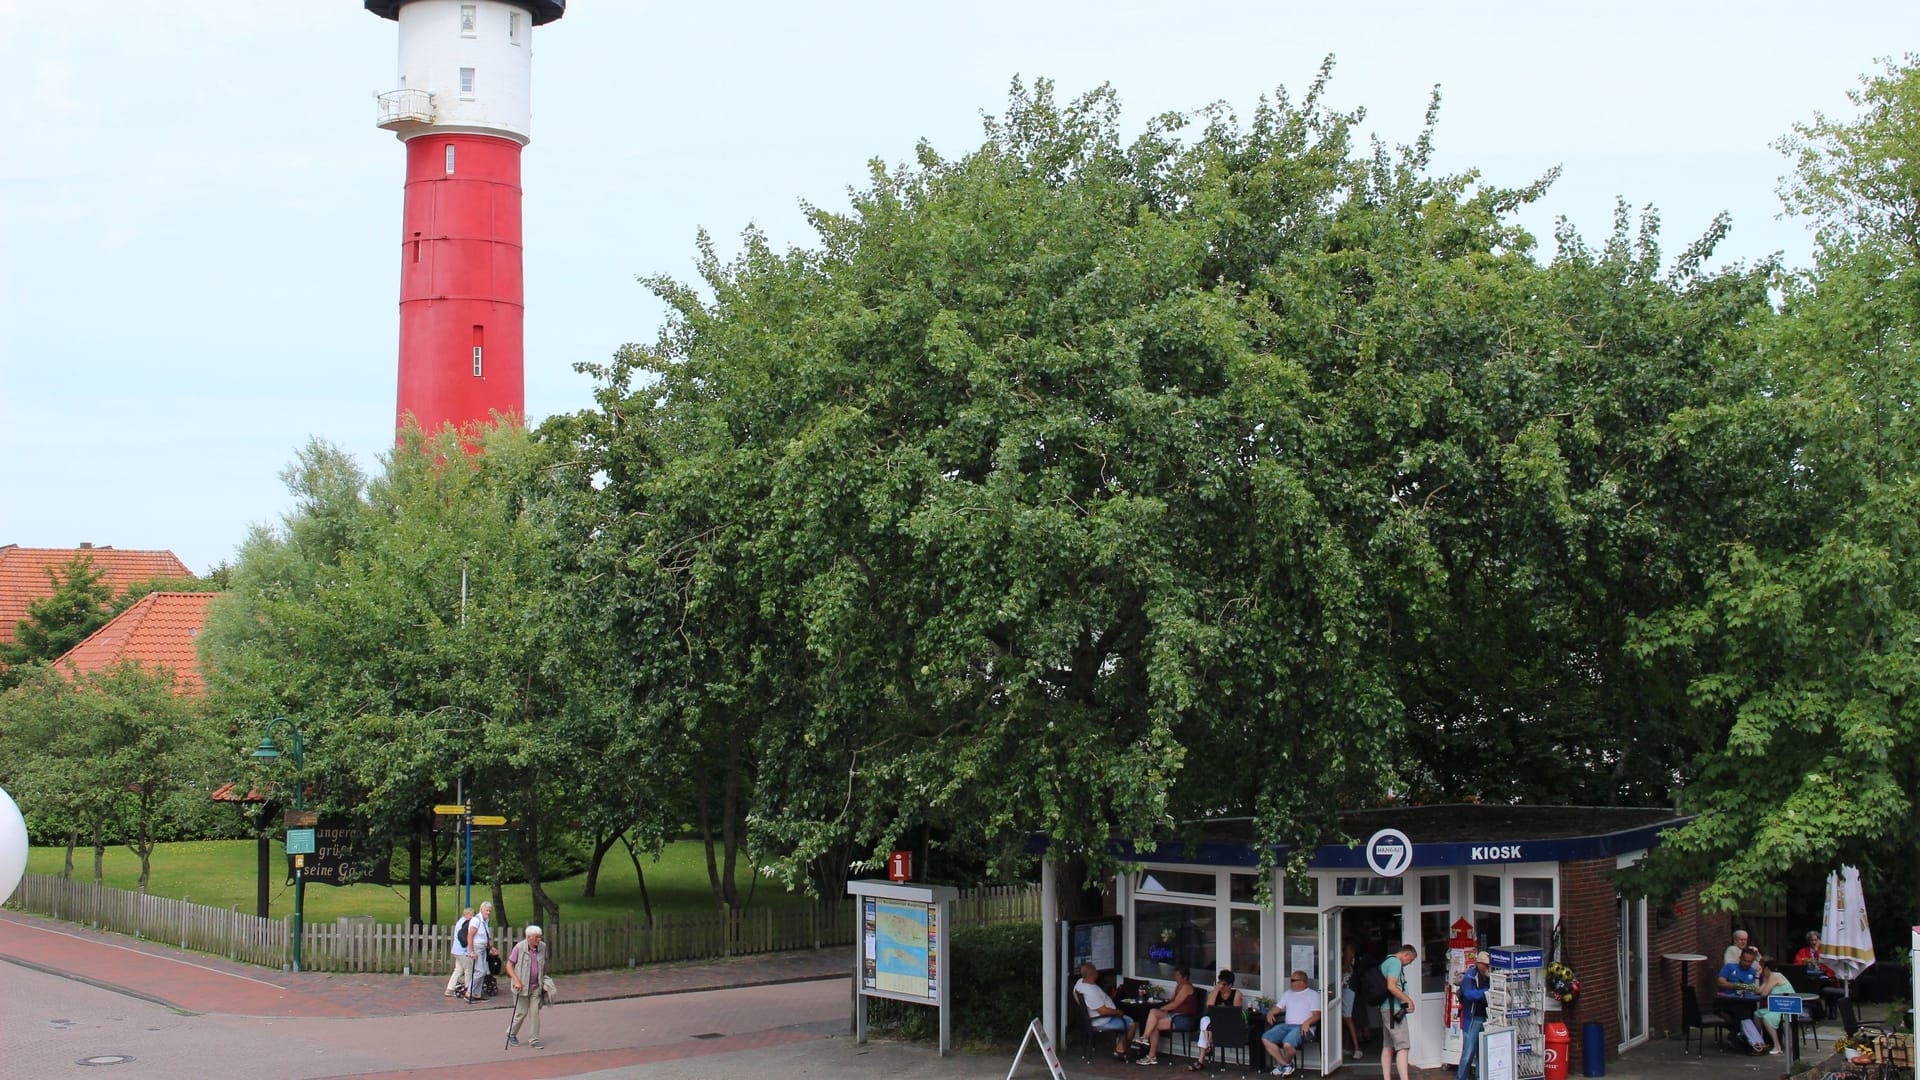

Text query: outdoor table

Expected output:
[1663,952,1708,1019]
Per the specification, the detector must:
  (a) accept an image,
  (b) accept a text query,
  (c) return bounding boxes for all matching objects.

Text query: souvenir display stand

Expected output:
[1486,945,1546,1080]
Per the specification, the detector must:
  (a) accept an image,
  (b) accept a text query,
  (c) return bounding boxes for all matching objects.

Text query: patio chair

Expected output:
[1682,986,1730,1056]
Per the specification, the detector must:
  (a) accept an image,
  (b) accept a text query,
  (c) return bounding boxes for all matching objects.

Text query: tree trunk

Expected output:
[91,822,104,885]
[621,833,655,926]
[407,819,423,927]
[489,831,508,929]
[428,819,440,927]
[62,827,76,880]
[517,811,561,930]
[582,829,621,898]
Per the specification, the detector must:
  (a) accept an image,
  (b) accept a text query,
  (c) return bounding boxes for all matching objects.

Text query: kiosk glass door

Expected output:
[1320,908,1344,1072]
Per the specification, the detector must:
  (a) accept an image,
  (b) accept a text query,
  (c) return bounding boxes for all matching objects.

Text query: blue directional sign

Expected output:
[1768,994,1804,1016]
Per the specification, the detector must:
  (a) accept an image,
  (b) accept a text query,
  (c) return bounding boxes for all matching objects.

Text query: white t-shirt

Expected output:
[451,916,470,957]
[1075,979,1116,1017]
[1277,986,1319,1025]
[1724,945,1744,965]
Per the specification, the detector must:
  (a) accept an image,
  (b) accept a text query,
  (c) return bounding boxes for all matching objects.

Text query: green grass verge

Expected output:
[26,840,812,926]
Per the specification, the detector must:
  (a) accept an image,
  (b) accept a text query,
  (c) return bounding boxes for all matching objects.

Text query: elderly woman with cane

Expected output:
[504,924,552,1049]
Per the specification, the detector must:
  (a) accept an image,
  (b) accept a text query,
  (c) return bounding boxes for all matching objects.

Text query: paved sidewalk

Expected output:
[0,908,845,1018]
[3,906,1846,1079]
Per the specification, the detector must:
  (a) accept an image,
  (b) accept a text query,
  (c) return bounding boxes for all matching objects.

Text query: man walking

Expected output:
[445,906,475,999]
[1380,944,1417,1080]
[1456,950,1490,1080]
[504,924,550,1049]
[467,901,494,1002]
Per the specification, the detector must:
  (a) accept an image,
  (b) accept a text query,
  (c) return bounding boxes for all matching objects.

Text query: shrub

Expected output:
[868,920,1041,1046]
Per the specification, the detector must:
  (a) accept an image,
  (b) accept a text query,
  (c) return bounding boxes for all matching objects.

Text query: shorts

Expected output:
[1381,1010,1410,1052]
[1170,1014,1197,1031]
[1264,1022,1307,1048]
[1092,1015,1129,1033]
[1341,987,1356,1016]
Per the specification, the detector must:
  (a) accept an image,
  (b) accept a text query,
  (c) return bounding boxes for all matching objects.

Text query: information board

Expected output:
[849,880,958,1055]
[1068,915,1121,973]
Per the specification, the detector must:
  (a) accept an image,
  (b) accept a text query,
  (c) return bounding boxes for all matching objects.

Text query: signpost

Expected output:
[285,828,316,855]
[434,800,506,909]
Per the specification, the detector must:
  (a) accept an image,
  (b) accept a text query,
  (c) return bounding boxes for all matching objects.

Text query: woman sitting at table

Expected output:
[1751,959,1793,1056]
[1186,969,1242,1072]
[1139,966,1201,1065]
[1793,932,1839,981]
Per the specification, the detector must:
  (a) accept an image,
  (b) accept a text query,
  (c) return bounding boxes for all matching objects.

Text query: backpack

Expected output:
[455,917,472,949]
[1355,961,1390,1008]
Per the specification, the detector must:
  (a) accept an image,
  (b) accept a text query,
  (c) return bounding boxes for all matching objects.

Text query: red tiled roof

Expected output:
[55,591,219,695]
[0,545,194,646]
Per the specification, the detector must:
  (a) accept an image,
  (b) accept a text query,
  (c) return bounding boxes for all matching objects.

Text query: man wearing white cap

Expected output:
[504,924,551,1048]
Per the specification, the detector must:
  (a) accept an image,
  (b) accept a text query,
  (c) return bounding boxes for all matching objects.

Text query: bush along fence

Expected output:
[5,873,1040,975]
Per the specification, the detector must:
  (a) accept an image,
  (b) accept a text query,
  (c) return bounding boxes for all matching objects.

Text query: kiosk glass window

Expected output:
[1228,909,1263,991]
[1138,869,1218,897]
[1136,900,1215,976]
[1513,876,1555,948]
[1283,874,1318,907]
[1230,874,1260,904]
[1282,912,1318,988]
[1336,876,1403,896]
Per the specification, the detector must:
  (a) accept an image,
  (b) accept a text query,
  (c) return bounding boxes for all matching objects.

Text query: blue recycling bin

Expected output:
[1581,1021,1605,1076]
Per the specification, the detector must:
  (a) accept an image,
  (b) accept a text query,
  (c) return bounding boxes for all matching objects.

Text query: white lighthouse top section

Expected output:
[377,0,537,144]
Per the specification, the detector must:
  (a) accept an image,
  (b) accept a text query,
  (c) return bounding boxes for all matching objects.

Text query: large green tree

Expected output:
[1633,57,1920,916]
[204,426,637,928]
[569,70,1764,895]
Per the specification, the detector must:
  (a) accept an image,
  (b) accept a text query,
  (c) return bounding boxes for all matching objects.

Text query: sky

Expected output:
[0,2,1910,574]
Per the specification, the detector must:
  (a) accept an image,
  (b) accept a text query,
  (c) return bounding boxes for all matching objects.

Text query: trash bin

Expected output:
[1582,1021,1606,1076]
[1544,1021,1571,1080]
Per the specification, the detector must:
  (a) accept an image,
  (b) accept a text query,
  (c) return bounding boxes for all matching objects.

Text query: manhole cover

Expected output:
[690,1032,725,1040]
[77,1056,135,1067]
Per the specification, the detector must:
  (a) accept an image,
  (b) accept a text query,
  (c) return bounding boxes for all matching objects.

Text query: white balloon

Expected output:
[0,786,27,907]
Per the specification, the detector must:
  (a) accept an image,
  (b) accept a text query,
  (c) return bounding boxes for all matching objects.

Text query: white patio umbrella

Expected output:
[1821,865,1876,983]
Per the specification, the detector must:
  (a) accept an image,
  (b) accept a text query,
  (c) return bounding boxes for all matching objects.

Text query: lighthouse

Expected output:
[366,0,565,437]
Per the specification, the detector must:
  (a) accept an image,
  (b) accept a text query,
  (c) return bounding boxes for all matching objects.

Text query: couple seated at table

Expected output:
[1716,947,1792,1055]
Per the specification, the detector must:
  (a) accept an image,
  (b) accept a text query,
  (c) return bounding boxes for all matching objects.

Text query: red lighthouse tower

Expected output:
[366,0,565,437]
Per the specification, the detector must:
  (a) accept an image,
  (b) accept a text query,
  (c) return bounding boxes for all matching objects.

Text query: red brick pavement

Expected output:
[0,908,846,1019]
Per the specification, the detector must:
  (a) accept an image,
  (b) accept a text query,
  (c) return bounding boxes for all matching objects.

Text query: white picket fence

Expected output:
[5,873,1040,975]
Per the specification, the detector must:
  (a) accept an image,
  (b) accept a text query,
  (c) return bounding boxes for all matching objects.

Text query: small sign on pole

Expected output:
[1768,994,1804,1016]
[432,804,469,817]
[888,850,912,881]
[283,809,318,828]
[285,827,316,855]
[472,815,508,827]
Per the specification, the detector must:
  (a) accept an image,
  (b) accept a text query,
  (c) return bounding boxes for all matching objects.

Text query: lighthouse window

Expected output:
[445,144,456,175]
[460,5,476,34]
[459,68,475,97]
[509,11,522,43]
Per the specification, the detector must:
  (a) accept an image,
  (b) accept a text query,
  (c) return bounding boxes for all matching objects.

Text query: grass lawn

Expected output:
[25,839,815,926]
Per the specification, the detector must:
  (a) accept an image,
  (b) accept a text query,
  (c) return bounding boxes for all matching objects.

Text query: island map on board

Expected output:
[874,900,931,997]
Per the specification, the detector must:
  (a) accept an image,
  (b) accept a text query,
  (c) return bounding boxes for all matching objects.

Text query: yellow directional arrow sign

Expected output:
[433,804,469,816]
[471,815,508,826]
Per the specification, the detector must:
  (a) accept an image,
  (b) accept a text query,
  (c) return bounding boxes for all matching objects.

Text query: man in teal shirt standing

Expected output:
[1380,944,1418,1080]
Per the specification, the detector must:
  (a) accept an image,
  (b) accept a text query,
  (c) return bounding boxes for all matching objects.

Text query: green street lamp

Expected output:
[252,717,305,972]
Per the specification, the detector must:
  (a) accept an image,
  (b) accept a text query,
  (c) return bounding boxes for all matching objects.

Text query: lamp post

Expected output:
[252,717,305,972]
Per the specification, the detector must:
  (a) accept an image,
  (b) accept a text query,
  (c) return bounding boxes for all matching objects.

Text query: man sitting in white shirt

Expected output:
[1073,961,1137,1060]
[1261,970,1322,1077]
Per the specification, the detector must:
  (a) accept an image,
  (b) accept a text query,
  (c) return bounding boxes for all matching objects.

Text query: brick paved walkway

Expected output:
[0,908,845,1018]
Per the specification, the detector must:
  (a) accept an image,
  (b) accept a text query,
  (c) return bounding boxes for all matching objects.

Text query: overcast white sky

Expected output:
[0,2,1908,573]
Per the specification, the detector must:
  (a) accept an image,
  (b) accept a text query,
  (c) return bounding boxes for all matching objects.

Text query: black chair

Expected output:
[1682,986,1731,1056]
[1065,1000,1098,1063]
[1200,1005,1249,1070]
[1839,997,1895,1042]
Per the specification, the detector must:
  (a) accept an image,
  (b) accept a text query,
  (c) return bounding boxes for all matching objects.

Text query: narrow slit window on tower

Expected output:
[459,67,475,97]
[472,326,485,377]
[460,5,476,34]
[509,11,522,43]
[444,143,456,174]
[412,239,421,263]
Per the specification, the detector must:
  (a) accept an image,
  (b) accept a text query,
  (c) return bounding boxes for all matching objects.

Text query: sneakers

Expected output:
[1138,1057,1159,1066]
[506,1035,519,1047]
[528,1040,544,1049]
